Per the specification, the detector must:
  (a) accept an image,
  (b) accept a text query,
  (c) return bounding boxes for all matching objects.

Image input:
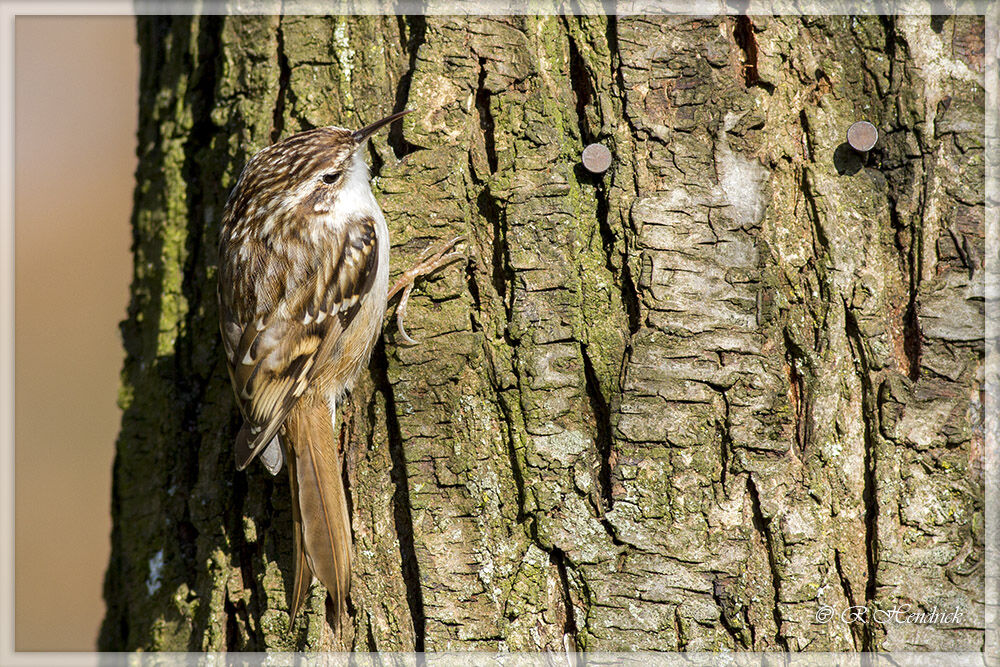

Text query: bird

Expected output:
[216,109,412,626]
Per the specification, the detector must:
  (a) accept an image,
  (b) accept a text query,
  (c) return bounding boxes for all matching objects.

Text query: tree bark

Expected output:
[100,12,986,652]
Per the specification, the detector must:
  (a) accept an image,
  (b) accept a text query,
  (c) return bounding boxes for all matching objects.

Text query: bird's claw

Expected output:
[388,236,466,345]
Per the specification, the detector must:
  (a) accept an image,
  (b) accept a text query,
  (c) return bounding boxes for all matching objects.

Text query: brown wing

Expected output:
[219,215,380,470]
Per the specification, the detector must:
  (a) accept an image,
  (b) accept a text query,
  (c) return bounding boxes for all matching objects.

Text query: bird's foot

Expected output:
[388,236,465,344]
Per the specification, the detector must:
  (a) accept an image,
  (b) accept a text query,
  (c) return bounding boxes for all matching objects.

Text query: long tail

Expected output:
[284,398,351,626]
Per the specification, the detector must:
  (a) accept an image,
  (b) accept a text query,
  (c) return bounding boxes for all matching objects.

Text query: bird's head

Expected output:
[223,109,413,234]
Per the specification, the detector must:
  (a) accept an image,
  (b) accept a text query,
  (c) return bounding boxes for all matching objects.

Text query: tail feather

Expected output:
[286,451,312,620]
[284,399,351,627]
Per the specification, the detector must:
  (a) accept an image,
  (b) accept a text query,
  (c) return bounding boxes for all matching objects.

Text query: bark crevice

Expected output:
[718,390,732,492]
[581,343,614,511]
[563,22,594,144]
[748,476,788,651]
[271,12,290,142]
[733,14,759,87]
[373,340,426,651]
[834,549,862,651]
[551,548,579,647]
[843,302,880,653]
[475,57,498,174]
[389,15,426,159]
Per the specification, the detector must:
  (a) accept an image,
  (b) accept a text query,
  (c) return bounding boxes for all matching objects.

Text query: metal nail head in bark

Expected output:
[847,121,878,152]
[582,143,612,174]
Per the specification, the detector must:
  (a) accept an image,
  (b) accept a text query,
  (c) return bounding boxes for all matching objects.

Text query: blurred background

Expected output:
[14,16,137,650]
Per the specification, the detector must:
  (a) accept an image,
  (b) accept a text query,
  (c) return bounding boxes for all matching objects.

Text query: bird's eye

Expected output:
[321,173,340,184]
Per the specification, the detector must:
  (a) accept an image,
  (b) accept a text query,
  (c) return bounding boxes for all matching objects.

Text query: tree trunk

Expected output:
[100,12,986,652]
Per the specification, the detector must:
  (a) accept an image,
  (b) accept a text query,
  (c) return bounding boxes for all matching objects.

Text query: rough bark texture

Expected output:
[101,12,986,652]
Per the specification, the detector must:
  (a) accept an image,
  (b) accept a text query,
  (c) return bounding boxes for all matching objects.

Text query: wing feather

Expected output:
[220,215,380,471]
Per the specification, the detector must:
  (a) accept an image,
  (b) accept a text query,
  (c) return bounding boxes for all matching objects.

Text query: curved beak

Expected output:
[352,108,414,145]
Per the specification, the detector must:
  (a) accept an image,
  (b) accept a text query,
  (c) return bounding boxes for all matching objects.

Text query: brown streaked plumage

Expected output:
[218,110,410,626]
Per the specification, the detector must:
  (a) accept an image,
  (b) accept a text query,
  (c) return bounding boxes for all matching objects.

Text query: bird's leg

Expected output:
[388,236,465,344]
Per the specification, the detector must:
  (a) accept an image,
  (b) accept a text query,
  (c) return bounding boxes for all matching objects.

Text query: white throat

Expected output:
[331,151,378,224]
